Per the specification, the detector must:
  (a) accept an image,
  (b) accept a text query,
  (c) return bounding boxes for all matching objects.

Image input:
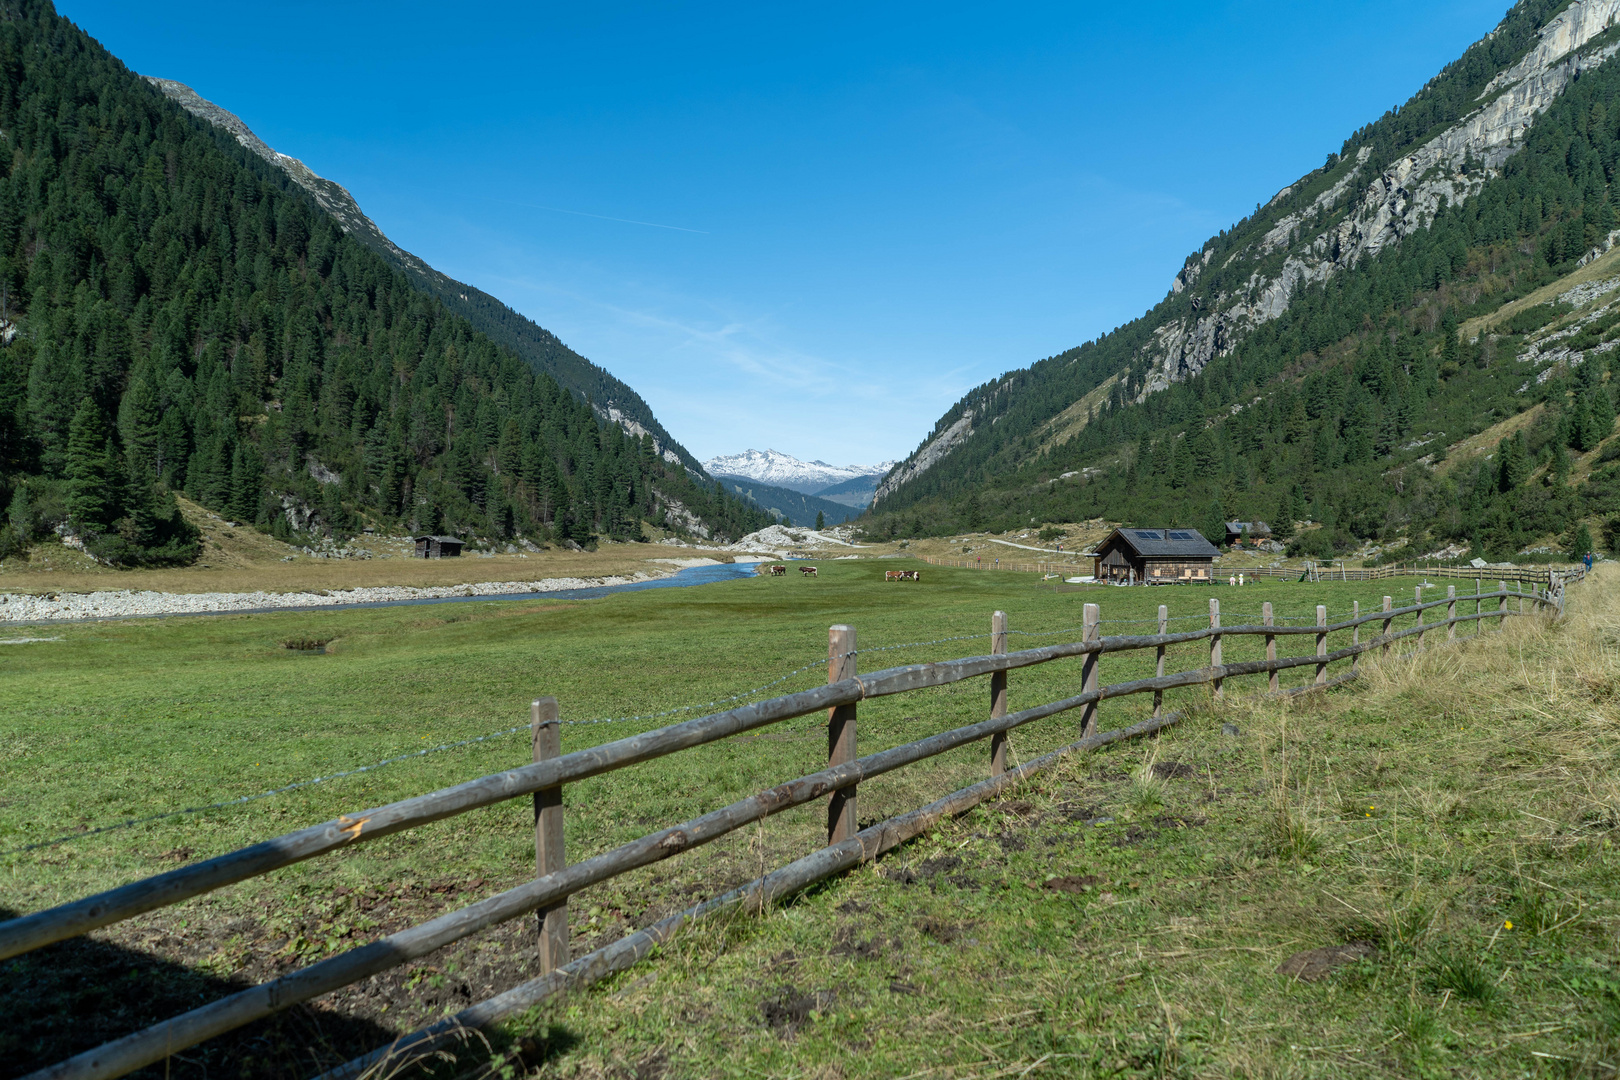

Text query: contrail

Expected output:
[502,199,709,234]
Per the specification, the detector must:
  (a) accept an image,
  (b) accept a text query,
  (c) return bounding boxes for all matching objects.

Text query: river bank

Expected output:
[0,561,765,624]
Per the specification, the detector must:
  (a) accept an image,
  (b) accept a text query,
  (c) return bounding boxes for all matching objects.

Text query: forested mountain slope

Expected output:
[146,78,704,475]
[869,0,1620,562]
[0,1,768,566]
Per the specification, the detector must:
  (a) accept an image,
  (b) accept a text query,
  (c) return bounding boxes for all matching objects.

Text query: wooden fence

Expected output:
[915,552,1086,575]
[3,577,1570,1080]
[1294,562,1586,586]
[919,550,1589,590]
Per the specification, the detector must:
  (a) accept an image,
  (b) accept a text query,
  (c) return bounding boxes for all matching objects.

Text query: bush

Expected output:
[0,524,26,561]
[1286,527,1356,560]
[1037,525,1064,542]
[1502,302,1569,335]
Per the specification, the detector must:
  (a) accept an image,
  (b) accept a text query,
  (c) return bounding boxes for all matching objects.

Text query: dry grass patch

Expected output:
[439,569,1620,1079]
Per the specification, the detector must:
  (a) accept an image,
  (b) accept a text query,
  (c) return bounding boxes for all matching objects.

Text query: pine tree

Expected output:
[1203,497,1228,548]
[1566,520,1594,559]
[815,510,825,530]
[65,397,117,532]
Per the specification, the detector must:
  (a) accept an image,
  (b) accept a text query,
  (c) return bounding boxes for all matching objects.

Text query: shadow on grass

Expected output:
[0,906,400,1079]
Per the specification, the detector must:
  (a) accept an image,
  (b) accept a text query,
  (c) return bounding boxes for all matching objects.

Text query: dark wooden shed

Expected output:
[414,535,465,559]
[1091,528,1219,584]
[1224,520,1272,547]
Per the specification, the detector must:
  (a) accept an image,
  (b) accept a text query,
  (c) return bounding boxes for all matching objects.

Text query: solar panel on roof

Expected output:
[1168,530,1198,540]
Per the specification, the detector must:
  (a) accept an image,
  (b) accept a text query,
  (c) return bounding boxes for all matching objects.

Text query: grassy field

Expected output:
[0,562,1609,1077]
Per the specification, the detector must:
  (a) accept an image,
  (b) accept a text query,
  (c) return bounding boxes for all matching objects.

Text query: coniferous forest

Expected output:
[0,2,767,567]
[868,1,1620,562]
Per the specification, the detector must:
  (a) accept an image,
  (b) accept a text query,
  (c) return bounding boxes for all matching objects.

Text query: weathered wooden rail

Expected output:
[5,578,1567,1080]
[919,551,1586,589]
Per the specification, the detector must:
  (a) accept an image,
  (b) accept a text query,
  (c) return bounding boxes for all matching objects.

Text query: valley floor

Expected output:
[1,564,1614,1078]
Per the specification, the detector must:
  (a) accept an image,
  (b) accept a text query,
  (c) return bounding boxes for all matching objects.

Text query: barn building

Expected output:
[1090,528,1219,584]
[413,535,466,559]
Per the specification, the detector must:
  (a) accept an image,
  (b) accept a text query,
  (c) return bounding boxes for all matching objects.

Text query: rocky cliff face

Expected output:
[876,0,1620,505]
[1136,0,1620,399]
[147,78,699,472]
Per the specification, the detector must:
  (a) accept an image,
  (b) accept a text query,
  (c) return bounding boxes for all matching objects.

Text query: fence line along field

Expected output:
[0,566,1600,1080]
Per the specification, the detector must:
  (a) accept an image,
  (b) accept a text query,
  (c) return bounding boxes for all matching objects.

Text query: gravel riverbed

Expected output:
[0,573,658,623]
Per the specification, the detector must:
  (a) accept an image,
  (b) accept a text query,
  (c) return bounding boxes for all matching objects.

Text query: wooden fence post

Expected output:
[1351,600,1360,672]
[827,624,858,845]
[1447,585,1456,643]
[531,697,568,972]
[1264,601,1277,693]
[1475,579,1482,636]
[1382,596,1393,657]
[1518,581,1525,616]
[1210,598,1222,701]
[1080,603,1099,737]
[1153,604,1167,719]
[989,611,1008,777]
[1414,586,1425,647]
[1315,605,1328,686]
[1497,581,1507,629]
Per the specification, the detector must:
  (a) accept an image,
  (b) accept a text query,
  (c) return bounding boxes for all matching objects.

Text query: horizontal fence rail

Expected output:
[8,576,1570,1080]
[916,551,1588,589]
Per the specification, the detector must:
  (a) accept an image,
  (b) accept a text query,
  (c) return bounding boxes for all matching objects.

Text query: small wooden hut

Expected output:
[413,535,465,559]
[1091,528,1218,584]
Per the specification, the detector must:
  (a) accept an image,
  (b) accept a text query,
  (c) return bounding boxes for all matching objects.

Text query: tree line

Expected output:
[0,2,767,565]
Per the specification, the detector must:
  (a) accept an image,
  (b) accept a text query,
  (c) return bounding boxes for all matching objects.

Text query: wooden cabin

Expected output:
[1091,528,1219,584]
[413,535,465,559]
[1223,520,1272,547]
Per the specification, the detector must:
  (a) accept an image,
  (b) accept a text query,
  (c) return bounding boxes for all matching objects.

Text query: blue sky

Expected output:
[62,1,1509,465]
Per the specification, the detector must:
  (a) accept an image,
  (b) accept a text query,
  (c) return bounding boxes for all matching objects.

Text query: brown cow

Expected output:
[800,566,818,577]
[768,564,787,576]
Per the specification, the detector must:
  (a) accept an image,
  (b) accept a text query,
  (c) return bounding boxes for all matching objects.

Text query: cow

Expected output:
[885,570,902,581]
[768,564,787,576]
[800,566,818,577]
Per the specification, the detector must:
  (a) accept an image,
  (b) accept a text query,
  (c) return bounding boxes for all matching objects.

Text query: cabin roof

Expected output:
[1101,527,1220,558]
[414,535,465,545]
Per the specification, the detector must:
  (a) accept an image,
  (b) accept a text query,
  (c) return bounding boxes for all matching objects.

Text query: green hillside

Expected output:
[717,477,857,528]
[0,1,767,567]
[869,0,1620,563]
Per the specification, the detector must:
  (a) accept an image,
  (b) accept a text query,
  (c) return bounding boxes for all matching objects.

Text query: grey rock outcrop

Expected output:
[1137,0,1620,399]
[873,409,975,503]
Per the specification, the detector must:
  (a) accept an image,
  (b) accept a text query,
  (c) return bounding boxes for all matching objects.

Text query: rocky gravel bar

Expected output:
[0,573,656,623]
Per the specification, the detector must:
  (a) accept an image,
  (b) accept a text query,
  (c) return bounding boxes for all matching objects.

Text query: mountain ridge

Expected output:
[875,0,1620,509]
[145,77,705,475]
[861,0,1620,565]
[705,448,897,494]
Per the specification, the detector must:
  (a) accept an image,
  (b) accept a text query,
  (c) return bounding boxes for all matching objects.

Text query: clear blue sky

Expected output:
[60,0,1509,466]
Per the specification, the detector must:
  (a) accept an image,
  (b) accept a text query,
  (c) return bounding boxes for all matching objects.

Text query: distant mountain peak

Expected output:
[705,449,897,495]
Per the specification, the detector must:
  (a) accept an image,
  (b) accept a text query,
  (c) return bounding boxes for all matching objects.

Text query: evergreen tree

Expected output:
[65,397,116,531]
[1566,520,1594,559]
[815,510,825,530]
[1203,497,1228,548]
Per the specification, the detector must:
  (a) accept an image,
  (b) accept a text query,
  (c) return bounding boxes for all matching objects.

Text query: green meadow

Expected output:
[4,562,1610,1079]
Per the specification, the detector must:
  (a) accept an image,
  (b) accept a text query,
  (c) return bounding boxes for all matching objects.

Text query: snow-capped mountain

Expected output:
[705,449,897,495]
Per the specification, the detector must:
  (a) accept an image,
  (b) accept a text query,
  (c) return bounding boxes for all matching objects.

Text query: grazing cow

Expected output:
[768,564,787,576]
[800,566,818,577]
[885,570,902,581]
